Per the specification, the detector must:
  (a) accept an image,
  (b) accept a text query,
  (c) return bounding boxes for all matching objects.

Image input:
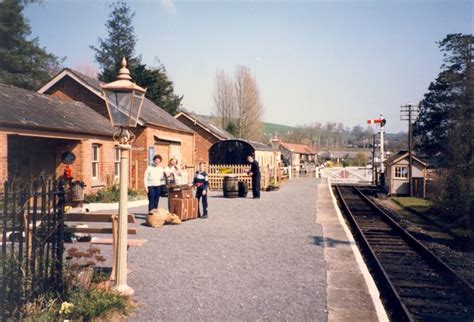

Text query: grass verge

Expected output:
[390,196,471,245]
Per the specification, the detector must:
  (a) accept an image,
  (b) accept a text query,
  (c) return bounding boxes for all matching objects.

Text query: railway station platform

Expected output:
[316,178,388,321]
[82,177,389,321]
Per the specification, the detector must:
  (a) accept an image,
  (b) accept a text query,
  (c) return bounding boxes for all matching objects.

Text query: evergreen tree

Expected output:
[91,1,183,115]
[90,1,139,83]
[414,33,473,232]
[0,0,62,90]
[132,62,183,116]
[415,34,472,165]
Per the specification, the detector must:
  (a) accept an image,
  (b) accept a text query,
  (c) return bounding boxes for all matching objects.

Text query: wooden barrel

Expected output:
[223,176,238,198]
[238,181,248,197]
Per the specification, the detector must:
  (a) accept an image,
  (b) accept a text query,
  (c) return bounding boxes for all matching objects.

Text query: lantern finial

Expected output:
[117,57,131,81]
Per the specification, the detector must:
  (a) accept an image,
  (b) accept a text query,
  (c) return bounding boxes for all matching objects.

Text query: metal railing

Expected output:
[0,178,65,320]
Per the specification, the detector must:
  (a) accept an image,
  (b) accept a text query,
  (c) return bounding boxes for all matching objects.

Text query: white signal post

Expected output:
[380,113,385,174]
[367,114,386,182]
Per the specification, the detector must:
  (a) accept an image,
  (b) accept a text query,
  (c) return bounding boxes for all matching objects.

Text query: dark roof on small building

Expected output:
[38,68,193,133]
[175,111,235,140]
[246,140,274,151]
[0,83,114,136]
[384,150,428,166]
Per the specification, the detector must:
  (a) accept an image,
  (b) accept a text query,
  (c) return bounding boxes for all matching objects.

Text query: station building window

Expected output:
[395,166,408,178]
[114,145,121,178]
[92,144,100,180]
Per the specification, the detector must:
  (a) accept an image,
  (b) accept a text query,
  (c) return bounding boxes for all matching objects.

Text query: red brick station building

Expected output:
[0,69,196,193]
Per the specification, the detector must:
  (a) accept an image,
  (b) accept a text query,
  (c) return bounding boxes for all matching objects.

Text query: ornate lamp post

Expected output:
[101,58,146,295]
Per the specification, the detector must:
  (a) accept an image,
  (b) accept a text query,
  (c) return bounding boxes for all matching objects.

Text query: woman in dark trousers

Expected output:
[247,155,261,199]
[193,162,209,218]
[144,154,165,211]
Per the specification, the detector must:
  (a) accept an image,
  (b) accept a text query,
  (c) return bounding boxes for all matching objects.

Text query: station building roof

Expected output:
[175,111,235,140]
[0,83,114,137]
[38,68,194,134]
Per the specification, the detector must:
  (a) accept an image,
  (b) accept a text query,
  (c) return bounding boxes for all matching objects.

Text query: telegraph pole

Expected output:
[401,103,419,197]
[371,134,376,185]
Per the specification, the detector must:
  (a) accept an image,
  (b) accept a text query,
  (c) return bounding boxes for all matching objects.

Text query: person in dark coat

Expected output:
[193,162,209,218]
[247,155,261,199]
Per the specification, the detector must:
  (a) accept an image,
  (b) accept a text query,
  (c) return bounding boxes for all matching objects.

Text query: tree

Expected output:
[90,1,139,83]
[212,66,263,140]
[91,1,183,115]
[132,62,183,116]
[213,69,236,131]
[234,65,264,141]
[414,33,473,232]
[0,0,63,90]
[350,125,364,147]
[355,152,368,166]
[286,126,308,144]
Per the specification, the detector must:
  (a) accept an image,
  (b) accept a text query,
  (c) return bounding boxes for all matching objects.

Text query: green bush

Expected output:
[84,185,144,203]
[64,287,131,320]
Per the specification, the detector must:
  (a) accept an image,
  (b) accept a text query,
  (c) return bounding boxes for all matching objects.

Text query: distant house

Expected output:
[175,111,234,164]
[384,150,428,198]
[31,68,195,191]
[271,139,316,169]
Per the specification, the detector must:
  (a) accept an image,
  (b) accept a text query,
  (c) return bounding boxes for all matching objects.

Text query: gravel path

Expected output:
[125,178,327,321]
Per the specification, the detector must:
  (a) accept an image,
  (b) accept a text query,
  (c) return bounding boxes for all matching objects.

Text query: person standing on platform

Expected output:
[165,156,182,186]
[193,162,209,218]
[144,154,166,211]
[247,155,261,199]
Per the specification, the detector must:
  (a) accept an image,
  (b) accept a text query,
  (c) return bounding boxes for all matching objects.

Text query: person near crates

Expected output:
[193,162,208,218]
[247,155,261,199]
[164,156,182,186]
[144,154,166,211]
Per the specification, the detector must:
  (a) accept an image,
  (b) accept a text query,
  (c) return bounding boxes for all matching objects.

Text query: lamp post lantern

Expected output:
[101,58,146,295]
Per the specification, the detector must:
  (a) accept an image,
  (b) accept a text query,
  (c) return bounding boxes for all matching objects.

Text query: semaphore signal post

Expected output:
[367,113,386,186]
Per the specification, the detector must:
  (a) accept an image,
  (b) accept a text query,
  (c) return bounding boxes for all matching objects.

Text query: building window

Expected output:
[395,166,408,178]
[114,145,121,178]
[92,144,100,180]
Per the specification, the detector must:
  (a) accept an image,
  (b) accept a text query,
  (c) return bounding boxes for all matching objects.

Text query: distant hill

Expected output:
[192,114,404,145]
[262,122,297,135]
[194,114,297,135]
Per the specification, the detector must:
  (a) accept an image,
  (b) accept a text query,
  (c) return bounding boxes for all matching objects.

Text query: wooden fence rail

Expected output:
[207,164,286,191]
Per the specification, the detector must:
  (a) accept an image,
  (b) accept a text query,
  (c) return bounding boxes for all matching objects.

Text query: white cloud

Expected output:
[161,0,177,15]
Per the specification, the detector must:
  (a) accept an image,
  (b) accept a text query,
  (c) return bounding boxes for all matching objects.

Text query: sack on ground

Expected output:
[167,213,182,225]
[146,208,169,227]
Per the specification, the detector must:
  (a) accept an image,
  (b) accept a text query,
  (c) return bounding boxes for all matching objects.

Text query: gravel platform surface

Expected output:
[125,178,327,321]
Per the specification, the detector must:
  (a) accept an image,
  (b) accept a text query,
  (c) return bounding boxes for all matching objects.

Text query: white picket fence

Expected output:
[320,167,372,183]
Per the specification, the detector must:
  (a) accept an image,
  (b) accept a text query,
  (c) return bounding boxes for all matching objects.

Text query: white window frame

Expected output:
[394,166,408,179]
[92,144,100,180]
[114,145,121,178]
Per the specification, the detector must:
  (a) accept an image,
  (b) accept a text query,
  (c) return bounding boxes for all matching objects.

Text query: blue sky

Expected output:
[24,0,473,132]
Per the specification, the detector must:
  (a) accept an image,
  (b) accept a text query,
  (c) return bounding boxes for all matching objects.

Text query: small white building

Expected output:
[384,151,428,198]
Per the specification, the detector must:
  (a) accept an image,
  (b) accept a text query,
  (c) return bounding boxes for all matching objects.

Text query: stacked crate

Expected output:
[168,185,198,221]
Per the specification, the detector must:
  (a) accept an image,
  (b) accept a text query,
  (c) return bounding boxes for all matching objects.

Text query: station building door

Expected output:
[7,135,78,184]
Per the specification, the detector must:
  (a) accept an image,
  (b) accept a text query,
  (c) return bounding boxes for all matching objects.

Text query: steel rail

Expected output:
[351,185,474,296]
[336,184,474,321]
[335,184,414,322]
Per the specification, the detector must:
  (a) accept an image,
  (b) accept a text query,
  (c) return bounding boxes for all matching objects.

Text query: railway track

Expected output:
[335,184,474,321]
